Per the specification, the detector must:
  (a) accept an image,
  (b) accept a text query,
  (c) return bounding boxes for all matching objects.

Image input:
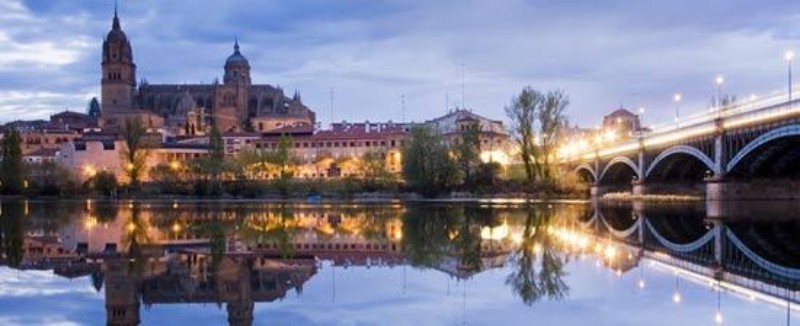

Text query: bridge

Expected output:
[564,90,800,200]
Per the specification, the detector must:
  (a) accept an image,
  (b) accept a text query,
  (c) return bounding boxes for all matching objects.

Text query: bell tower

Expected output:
[101,6,137,126]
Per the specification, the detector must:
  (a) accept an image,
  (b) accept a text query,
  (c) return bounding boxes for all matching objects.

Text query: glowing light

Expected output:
[83,165,97,177]
[714,311,723,324]
[126,222,136,232]
[84,217,97,230]
[672,291,682,303]
[637,279,645,289]
[480,222,509,240]
[786,50,795,62]
[169,161,181,171]
[673,93,682,102]
[172,223,182,233]
[126,163,135,171]
[603,245,617,260]
[510,232,523,245]
[715,75,725,86]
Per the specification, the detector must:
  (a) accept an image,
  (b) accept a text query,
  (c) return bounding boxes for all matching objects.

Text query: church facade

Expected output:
[100,11,315,134]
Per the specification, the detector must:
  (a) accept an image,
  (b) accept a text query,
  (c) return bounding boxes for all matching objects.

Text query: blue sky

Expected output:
[1,0,799,127]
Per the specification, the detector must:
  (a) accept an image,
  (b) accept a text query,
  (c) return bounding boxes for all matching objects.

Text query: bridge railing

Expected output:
[569,89,800,161]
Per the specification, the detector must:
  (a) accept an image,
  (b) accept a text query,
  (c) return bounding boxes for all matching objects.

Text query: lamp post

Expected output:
[673,93,682,126]
[786,50,794,103]
[638,107,645,133]
[715,75,725,118]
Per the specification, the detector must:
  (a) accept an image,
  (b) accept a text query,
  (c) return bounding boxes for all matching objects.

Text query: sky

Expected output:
[1,0,799,128]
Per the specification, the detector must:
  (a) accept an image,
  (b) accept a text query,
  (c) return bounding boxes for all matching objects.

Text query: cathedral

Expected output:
[100,10,316,134]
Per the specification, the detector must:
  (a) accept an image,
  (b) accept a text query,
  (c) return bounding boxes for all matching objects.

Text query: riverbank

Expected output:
[2,177,590,201]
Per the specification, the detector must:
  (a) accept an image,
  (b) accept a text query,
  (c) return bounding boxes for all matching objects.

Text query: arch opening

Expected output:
[728,135,800,179]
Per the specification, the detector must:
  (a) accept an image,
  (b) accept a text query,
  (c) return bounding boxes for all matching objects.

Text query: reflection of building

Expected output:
[104,253,316,326]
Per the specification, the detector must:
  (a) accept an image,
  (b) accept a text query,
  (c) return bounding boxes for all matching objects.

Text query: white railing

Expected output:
[569,90,800,160]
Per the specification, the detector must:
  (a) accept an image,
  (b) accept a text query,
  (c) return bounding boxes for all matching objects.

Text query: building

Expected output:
[99,10,316,134]
[426,109,514,165]
[602,107,641,138]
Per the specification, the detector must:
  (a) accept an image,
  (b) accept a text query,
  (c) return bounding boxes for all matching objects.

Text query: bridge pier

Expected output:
[632,181,647,196]
[706,178,800,201]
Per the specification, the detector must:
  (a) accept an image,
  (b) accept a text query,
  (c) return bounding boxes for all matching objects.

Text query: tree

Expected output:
[505,87,569,183]
[87,171,118,196]
[0,129,25,195]
[401,125,461,197]
[505,87,543,184]
[87,97,101,120]
[358,150,394,190]
[272,134,295,179]
[454,122,482,186]
[121,117,149,190]
[538,91,569,180]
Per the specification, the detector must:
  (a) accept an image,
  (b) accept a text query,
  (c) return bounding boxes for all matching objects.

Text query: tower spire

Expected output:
[112,0,120,30]
[234,36,240,54]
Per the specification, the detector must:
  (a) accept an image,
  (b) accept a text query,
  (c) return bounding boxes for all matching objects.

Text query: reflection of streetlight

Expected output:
[637,263,646,289]
[673,93,682,125]
[714,282,723,324]
[672,273,682,303]
[786,50,795,103]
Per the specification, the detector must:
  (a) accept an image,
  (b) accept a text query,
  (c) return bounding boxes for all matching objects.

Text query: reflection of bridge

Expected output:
[569,92,800,200]
[577,202,800,310]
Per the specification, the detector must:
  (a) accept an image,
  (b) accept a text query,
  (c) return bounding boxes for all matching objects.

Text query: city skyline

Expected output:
[1,0,799,127]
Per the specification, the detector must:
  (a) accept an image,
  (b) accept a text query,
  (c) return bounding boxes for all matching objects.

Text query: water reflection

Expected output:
[0,200,798,325]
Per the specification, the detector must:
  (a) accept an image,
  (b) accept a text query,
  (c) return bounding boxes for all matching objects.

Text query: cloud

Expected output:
[1,0,799,127]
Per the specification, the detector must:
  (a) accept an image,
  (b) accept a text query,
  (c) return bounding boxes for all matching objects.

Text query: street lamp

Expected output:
[638,107,645,132]
[785,50,794,103]
[715,75,725,118]
[673,93,682,125]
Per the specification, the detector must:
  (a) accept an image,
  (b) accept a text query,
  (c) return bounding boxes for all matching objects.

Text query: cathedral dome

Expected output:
[225,39,249,67]
[102,11,133,63]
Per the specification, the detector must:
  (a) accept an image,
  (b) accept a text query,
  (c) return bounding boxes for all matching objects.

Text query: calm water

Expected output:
[0,199,797,325]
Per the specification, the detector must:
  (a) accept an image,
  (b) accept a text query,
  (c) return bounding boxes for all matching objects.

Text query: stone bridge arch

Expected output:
[574,163,597,183]
[726,124,800,176]
[599,156,640,183]
[645,145,717,181]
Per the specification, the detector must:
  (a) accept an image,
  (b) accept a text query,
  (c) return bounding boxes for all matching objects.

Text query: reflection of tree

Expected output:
[402,206,458,267]
[0,202,25,268]
[238,204,298,259]
[456,207,491,271]
[123,203,151,275]
[94,202,119,223]
[506,206,568,305]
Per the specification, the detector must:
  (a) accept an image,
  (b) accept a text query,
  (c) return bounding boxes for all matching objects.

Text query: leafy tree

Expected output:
[87,171,118,196]
[402,125,461,197]
[121,117,149,190]
[207,124,226,179]
[506,87,569,183]
[454,122,482,186]
[87,97,101,119]
[538,91,569,179]
[0,129,25,195]
[358,150,394,190]
[505,87,542,184]
[273,134,295,179]
[26,161,76,196]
